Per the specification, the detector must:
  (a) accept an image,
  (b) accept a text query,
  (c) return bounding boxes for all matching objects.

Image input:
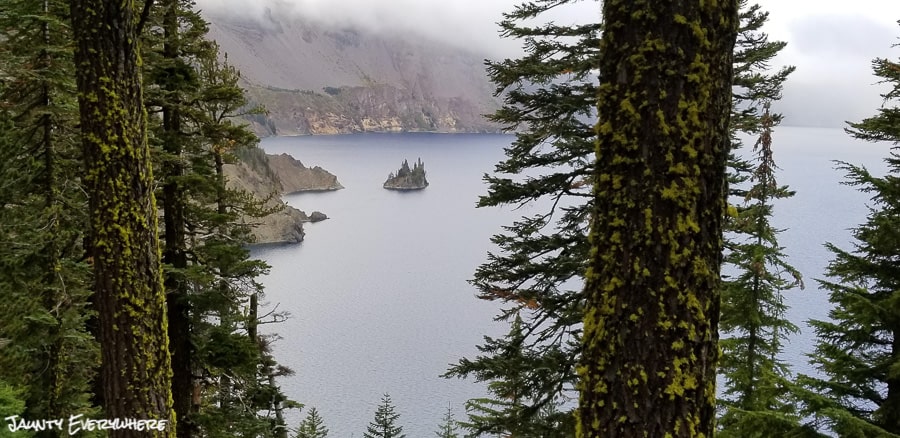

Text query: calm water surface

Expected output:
[253,128,892,437]
[253,133,527,437]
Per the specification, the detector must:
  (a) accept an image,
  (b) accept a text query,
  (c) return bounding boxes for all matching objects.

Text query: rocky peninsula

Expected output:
[383,158,428,190]
[224,149,342,244]
[266,153,344,194]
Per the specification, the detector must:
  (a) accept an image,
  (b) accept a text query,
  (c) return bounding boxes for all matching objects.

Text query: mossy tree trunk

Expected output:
[577,1,737,437]
[70,0,175,435]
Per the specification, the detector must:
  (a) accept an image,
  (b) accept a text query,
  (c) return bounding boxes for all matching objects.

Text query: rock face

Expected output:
[201,9,502,136]
[224,148,342,244]
[266,153,343,193]
[248,206,308,245]
[308,211,328,222]
[383,158,428,190]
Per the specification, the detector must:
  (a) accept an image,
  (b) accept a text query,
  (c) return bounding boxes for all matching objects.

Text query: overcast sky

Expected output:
[196,0,900,128]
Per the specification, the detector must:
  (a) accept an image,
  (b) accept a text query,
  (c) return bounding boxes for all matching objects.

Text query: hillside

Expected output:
[226,148,343,244]
[202,8,501,135]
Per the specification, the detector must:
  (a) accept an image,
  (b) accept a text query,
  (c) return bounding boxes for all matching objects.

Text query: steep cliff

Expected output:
[225,148,342,244]
[201,8,501,135]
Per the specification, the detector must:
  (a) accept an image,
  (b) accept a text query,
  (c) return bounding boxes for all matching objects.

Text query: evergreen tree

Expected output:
[450,314,572,437]
[364,394,406,438]
[139,1,294,436]
[434,404,459,438]
[797,31,900,437]
[142,1,209,435]
[449,1,793,436]
[716,10,803,432]
[296,407,329,438]
[0,1,291,435]
[444,1,599,434]
[578,0,737,436]
[69,0,175,433]
[0,0,98,428]
[191,42,295,438]
[718,104,808,437]
[729,1,795,133]
[0,380,29,438]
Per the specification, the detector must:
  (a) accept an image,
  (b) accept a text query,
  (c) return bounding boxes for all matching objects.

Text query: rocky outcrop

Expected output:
[242,84,499,136]
[383,158,428,190]
[308,211,328,222]
[202,10,502,136]
[266,153,343,193]
[248,206,308,245]
[224,148,341,244]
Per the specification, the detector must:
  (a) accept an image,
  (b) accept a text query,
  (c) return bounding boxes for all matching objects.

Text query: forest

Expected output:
[0,0,899,437]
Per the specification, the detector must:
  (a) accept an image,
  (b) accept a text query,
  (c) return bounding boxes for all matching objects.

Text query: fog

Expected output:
[194,0,601,58]
[195,0,900,128]
[769,10,900,127]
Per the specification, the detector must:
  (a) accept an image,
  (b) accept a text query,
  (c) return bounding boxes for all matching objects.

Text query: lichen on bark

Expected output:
[70,0,175,435]
[577,1,738,437]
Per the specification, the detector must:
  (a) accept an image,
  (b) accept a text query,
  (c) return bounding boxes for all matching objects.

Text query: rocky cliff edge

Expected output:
[202,10,502,136]
[224,148,342,244]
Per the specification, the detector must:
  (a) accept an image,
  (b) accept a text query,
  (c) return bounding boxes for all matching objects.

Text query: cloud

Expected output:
[778,80,888,128]
[193,0,900,128]
[195,0,522,57]
[788,14,896,58]
[194,0,601,58]
[773,14,898,127]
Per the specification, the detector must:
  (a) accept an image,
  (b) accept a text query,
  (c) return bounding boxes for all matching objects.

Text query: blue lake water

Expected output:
[252,128,893,437]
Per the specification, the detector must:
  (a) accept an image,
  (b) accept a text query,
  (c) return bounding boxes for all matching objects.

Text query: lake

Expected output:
[252,128,892,437]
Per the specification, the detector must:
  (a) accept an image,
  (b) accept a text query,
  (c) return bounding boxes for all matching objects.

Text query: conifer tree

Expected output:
[364,394,406,438]
[69,0,175,433]
[449,314,572,437]
[450,1,792,436]
[296,407,329,438]
[0,0,98,427]
[716,7,802,432]
[191,42,296,438]
[434,404,459,438]
[729,1,795,134]
[139,1,294,436]
[444,2,599,434]
[797,31,900,437]
[577,0,737,435]
[0,379,28,438]
[0,1,291,435]
[718,104,806,437]
[142,1,208,434]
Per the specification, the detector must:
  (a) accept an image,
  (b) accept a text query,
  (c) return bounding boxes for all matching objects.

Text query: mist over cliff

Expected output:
[200,5,503,135]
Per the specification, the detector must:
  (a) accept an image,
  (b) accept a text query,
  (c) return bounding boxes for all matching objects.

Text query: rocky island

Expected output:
[383,158,428,190]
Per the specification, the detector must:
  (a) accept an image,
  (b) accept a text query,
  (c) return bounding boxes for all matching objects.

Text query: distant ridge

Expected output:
[202,8,501,136]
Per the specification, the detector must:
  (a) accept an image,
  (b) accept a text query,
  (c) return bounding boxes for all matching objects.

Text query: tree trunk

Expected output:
[158,1,193,437]
[39,2,64,431]
[70,0,175,436]
[577,1,737,437]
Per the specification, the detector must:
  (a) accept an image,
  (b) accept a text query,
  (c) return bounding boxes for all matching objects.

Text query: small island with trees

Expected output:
[383,158,429,190]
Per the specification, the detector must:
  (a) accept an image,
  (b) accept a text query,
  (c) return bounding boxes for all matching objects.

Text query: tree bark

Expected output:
[158,1,193,437]
[70,0,175,436]
[577,1,737,437]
